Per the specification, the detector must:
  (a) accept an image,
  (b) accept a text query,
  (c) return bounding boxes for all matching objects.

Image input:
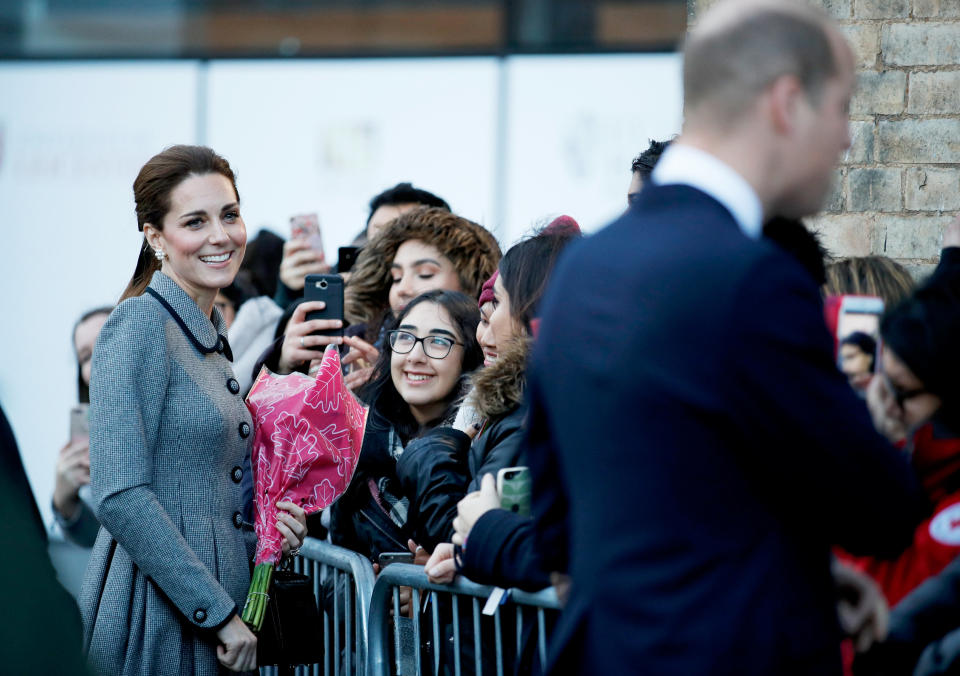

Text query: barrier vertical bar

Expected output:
[345,577,353,676]
[333,569,340,676]
[431,592,441,676]
[515,606,523,658]
[537,608,547,668]
[472,598,482,676]
[412,589,422,672]
[452,594,461,676]
[494,607,503,676]
[392,587,403,675]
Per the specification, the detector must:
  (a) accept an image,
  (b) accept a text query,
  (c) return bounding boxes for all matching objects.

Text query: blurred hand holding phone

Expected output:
[70,403,90,442]
[55,404,92,518]
[290,213,325,259]
[497,467,532,517]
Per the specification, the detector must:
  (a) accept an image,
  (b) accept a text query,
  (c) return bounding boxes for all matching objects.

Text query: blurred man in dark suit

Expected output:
[525,1,926,673]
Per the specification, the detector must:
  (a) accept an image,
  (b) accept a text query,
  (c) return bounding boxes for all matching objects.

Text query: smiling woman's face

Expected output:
[479,274,520,363]
[144,172,246,311]
[388,239,462,315]
[390,301,464,426]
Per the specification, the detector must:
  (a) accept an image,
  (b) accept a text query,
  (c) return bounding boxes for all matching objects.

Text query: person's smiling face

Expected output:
[388,239,462,314]
[390,301,465,426]
[144,172,246,311]
[480,274,521,364]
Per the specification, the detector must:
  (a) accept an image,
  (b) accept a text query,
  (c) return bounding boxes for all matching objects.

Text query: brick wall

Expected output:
[688,0,960,276]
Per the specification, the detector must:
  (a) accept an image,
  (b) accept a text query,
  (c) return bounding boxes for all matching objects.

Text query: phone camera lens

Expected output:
[318,280,328,289]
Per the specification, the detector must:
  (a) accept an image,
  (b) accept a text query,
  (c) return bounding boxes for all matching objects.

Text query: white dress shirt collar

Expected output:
[651,143,764,240]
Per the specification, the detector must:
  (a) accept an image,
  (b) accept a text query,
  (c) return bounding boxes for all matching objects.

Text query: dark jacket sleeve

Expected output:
[727,252,926,558]
[460,509,551,591]
[524,368,570,575]
[273,279,301,310]
[468,408,526,492]
[932,246,960,279]
[396,427,471,551]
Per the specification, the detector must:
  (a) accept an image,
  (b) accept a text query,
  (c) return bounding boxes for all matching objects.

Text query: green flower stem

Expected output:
[241,563,274,632]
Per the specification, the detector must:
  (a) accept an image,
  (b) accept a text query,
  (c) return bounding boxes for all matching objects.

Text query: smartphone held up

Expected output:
[825,294,884,391]
[290,213,325,260]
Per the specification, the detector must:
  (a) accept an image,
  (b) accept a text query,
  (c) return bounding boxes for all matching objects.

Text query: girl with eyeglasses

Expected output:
[328,289,483,565]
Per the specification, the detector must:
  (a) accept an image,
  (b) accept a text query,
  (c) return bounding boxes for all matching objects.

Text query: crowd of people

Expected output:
[4,0,960,673]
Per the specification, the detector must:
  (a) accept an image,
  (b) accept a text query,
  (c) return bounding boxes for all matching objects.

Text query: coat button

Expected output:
[232,466,243,483]
[194,609,207,623]
[232,511,243,528]
[239,422,251,439]
[227,378,240,395]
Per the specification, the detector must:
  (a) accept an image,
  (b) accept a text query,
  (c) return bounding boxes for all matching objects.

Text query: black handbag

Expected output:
[256,566,324,668]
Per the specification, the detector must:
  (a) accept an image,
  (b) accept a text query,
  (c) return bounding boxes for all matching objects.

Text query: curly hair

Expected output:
[345,207,501,328]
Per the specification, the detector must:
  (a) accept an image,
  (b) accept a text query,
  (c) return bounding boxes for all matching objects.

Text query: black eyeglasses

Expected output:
[387,330,462,359]
[883,374,928,408]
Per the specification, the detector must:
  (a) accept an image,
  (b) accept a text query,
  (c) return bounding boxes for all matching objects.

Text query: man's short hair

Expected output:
[367,182,450,225]
[631,139,671,181]
[683,2,838,126]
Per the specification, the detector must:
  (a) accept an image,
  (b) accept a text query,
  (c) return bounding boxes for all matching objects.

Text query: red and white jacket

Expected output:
[840,421,960,606]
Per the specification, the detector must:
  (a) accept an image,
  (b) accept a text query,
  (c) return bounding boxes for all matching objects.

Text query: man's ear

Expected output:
[143,224,162,252]
[768,74,804,136]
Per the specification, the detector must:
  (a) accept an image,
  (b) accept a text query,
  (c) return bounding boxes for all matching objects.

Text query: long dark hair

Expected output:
[75,306,113,404]
[498,225,580,333]
[120,145,239,302]
[357,290,482,441]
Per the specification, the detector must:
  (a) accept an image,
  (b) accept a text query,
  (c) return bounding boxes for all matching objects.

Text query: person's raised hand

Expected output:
[277,301,343,374]
[452,473,499,547]
[278,238,330,292]
[866,375,907,444]
[53,439,91,519]
[425,543,457,584]
[408,539,430,566]
[833,559,890,654]
[341,335,379,391]
[276,500,308,556]
[216,615,258,672]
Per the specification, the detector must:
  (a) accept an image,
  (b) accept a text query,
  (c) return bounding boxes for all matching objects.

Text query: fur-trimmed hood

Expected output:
[470,336,532,419]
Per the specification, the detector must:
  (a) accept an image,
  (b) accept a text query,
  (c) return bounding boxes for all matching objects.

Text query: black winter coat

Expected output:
[395,337,530,550]
[329,401,413,560]
[330,395,470,561]
[467,404,526,491]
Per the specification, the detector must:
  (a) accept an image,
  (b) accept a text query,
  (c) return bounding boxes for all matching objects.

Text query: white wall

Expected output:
[0,53,682,527]
[0,62,200,528]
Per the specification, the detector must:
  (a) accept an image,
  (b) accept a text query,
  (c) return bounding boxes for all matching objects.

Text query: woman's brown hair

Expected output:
[345,207,501,335]
[120,145,239,302]
[823,256,915,309]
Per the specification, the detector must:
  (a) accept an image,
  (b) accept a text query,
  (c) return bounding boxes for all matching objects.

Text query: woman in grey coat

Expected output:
[80,145,308,675]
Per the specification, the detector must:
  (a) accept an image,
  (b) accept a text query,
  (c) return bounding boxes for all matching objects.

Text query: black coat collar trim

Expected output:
[146,272,233,361]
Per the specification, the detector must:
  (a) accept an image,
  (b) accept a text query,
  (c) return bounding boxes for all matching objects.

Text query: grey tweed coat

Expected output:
[80,272,256,676]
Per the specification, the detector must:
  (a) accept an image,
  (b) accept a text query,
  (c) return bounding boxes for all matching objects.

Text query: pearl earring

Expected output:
[154,248,166,261]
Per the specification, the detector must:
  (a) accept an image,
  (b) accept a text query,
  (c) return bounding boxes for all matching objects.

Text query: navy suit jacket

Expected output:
[525,184,926,675]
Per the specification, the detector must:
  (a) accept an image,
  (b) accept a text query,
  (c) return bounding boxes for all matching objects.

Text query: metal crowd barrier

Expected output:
[261,537,377,676]
[367,563,561,676]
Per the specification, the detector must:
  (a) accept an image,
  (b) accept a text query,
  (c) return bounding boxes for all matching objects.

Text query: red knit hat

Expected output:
[478,270,498,308]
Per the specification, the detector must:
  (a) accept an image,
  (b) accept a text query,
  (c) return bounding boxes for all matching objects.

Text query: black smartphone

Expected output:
[378,552,415,567]
[304,273,345,338]
[338,246,360,274]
